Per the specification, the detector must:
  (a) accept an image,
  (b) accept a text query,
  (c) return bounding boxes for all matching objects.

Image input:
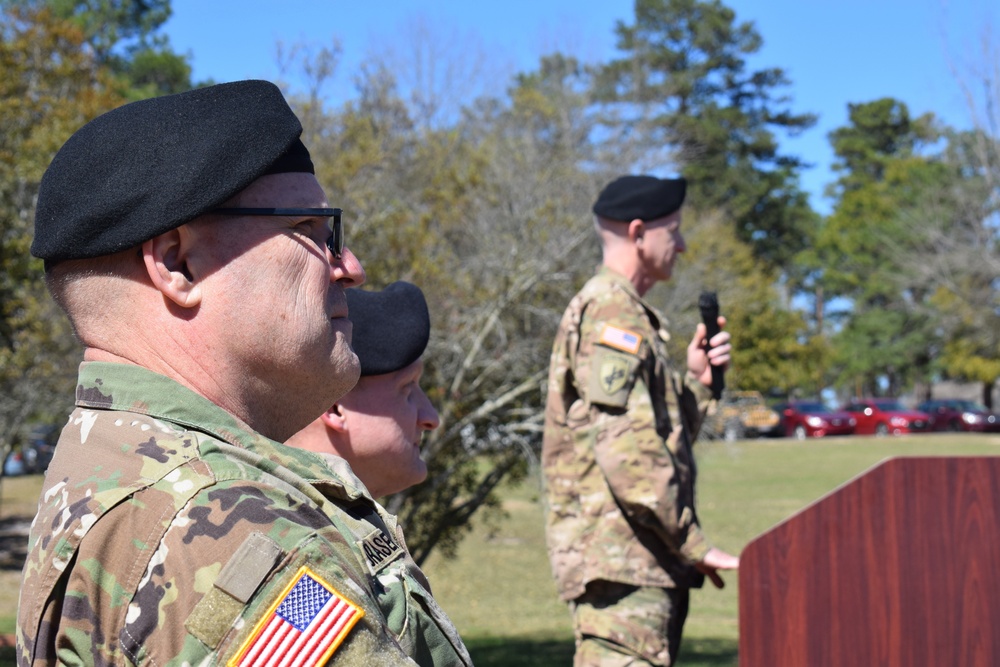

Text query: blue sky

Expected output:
[163,0,997,214]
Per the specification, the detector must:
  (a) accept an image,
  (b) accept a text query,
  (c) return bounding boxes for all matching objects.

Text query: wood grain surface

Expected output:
[739,456,1000,667]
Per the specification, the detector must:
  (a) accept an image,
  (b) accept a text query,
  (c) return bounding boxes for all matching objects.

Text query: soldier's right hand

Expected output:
[695,547,740,589]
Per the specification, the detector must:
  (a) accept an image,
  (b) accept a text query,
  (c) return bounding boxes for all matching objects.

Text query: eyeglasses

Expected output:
[210,207,343,258]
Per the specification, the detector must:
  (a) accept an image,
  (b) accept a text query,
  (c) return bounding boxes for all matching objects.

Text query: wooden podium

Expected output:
[738,456,1000,666]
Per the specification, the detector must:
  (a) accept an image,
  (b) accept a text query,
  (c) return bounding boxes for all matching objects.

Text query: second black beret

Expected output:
[592,175,687,222]
[32,79,312,262]
[347,282,431,377]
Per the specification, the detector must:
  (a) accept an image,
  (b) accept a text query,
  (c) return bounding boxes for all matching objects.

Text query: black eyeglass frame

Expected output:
[210,207,343,258]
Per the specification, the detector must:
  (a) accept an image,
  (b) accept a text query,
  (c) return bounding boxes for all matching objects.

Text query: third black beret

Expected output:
[32,79,313,262]
[592,175,687,222]
[347,282,431,377]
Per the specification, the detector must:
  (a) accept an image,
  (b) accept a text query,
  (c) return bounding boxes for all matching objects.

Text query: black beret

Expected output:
[347,282,431,377]
[32,80,314,262]
[592,175,687,222]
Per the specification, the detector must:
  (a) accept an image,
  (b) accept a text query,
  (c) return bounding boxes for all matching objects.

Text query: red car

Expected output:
[916,399,1000,432]
[775,401,856,439]
[842,398,931,436]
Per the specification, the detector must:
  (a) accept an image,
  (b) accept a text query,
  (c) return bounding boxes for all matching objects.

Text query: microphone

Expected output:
[698,291,725,400]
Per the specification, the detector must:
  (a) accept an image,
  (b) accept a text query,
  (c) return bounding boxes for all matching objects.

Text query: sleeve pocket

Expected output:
[588,350,640,408]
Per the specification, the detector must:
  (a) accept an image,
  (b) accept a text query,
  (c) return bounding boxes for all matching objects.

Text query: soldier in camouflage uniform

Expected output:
[542,175,740,666]
[17,81,472,666]
[286,281,438,500]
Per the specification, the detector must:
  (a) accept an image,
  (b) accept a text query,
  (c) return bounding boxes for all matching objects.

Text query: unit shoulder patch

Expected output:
[599,356,630,396]
[588,350,640,408]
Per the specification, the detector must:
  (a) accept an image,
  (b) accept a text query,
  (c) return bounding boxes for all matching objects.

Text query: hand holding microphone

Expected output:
[698,291,726,400]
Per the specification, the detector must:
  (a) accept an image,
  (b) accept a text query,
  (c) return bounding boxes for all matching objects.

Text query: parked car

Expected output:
[3,448,27,476]
[916,399,1000,433]
[842,398,931,436]
[2,424,58,477]
[704,390,782,441]
[774,401,856,439]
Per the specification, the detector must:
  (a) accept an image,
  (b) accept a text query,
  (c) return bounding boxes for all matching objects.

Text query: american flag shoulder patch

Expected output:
[598,324,643,355]
[228,565,364,667]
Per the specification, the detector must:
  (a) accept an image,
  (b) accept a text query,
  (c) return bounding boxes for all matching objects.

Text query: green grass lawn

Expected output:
[421,433,1000,666]
[3,432,999,666]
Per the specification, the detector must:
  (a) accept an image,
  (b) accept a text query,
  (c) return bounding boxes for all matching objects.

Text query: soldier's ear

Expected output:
[142,226,201,308]
[628,219,644,242]
[319,404,349,433]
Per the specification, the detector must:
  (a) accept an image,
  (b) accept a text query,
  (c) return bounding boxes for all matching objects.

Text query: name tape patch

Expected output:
[358,528,405,576]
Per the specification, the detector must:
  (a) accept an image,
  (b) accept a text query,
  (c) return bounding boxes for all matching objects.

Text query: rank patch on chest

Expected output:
[228,566,363,667]
[358,527,405,576]
[598,324,642,355]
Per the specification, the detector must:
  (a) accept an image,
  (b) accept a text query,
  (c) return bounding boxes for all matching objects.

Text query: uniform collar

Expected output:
[596,266,669,331]
[75,361,370,500]
[597,265,641,301]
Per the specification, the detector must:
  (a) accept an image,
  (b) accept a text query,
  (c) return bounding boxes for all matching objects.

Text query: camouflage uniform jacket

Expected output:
[16,362,473,667]
[542,267,714,602]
